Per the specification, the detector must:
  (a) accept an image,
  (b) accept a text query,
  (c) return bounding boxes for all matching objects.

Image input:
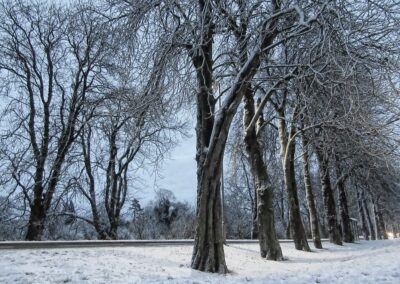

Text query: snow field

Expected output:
[0,239,399,283]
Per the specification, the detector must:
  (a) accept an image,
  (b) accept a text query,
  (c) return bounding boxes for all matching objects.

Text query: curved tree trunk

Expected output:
[315,149,342,245]
[191,0,286,272]
[243,93,283,260]
[300,132,322,249]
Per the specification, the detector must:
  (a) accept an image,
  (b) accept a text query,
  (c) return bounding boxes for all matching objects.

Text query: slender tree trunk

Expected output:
[252,189,258,239]
[285,146,311,251]
[393,224,398,238]
[357,188,369,240]
[301,132,322,249]
[286,222,291,239]
[374,209,382,239]
[320,213,328,238]
[334,161,353,243]
[362,196,376,240]
[374,203,388,240]
[241,157,258,239]
[315,149,342,245]
[243,94,283,260]
[278,109,310,251]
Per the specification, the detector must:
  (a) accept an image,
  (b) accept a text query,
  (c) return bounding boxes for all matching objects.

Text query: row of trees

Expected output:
[0,0,399,275]
[0,191,196,240]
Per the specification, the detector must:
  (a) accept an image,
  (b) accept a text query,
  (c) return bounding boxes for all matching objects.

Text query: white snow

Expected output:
[0,239,399,283]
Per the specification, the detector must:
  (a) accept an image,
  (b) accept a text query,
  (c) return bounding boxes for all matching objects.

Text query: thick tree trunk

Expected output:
[316,150,342,245]
[243,94,283,260]
[357,188,369,240]
[278,109,310,252]
[301,132,322,249]
[190,1,226,271]
[334,161,353,243]
[191,0,282,272]
[257,187,283,259]
[191,154,227,273]
[26,199,46,240]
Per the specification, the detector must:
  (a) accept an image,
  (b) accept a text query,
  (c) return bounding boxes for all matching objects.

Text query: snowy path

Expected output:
[0,239,399,283]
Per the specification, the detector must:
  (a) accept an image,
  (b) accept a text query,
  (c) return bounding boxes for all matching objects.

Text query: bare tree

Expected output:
[0,1,113,240]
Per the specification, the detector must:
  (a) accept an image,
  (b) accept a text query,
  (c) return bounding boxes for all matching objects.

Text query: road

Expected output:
[0,239,330,250]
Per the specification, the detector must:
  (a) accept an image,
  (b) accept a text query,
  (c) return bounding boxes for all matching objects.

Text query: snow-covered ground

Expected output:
[0,239,399,283]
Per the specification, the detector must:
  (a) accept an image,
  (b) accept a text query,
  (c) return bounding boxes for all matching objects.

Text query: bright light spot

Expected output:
[387,232,394,239]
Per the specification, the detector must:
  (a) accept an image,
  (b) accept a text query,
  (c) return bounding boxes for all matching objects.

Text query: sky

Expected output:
[141,129,197,205]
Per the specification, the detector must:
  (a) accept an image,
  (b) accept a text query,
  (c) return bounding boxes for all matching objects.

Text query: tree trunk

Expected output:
[357,188,369,240]
[393,224,398,238]
[334,160,353,243]
[26,199,46,240]
[301,132,322,249]
[243,93,283,260]
[362,193,376,240]
[315,149,342,245]
[278,109,310,252]
[190,1,226,271]
[252,192,258,239]
[191,0,282,272]
[241,156,258,239]
[374,209,382,240]
[284,147,311,251]
[191,154,227,273]
[374,202,388,240]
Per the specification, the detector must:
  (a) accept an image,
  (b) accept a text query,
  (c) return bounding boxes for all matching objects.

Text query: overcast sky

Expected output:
[141,128,197,205]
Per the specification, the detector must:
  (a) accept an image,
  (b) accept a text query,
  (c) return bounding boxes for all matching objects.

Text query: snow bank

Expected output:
[0,239,399,283]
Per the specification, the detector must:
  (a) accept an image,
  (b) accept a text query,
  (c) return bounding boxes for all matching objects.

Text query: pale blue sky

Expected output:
[141,129,197,205]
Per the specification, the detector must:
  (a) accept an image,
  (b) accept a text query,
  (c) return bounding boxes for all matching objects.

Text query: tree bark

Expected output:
[362,192,376,240]
[278,108,310,252]
[315,149,342,245]
[191,0,288,271]
[26,196,46,240]
[189,0,227,273]
[357,188,369,240]
[300,132,322,249]
[243,93,283,260]
[334,160,353,243]
[374,202,388,240]
[376,203,386,240]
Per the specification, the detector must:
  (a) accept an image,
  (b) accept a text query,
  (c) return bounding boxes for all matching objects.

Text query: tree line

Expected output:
[0,0,399,274]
